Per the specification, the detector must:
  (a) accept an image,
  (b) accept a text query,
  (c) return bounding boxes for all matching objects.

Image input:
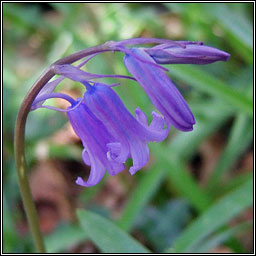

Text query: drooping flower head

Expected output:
[32,64,168,186]
[81,83,168,176]
[31,38,230,186]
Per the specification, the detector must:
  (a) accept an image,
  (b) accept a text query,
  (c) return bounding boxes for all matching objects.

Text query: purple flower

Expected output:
[67,98,125,186]
[81,83,168,179]
[145,44,230,64]
[30,38,230,186]
[123,48,196,131]
[32,66,168,186]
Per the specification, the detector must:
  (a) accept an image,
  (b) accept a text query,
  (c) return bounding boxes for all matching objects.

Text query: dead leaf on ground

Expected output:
[20,160,78,234]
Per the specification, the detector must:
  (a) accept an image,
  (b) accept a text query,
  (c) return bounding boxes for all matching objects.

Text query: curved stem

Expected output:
[14,43,112,253]
[14,68,54,253]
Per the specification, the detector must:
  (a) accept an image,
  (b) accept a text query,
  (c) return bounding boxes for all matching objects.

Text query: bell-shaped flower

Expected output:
[123,48,196,131]
[31,66,168,186]
[82,83,168,177]
[67,98,126,186]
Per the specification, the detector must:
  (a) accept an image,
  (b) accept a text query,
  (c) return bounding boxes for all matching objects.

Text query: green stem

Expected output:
[14,67,54,253]
[14,43,112,253]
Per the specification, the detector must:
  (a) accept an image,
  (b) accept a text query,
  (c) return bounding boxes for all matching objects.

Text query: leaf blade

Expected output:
[117,165,166,231]
[77,209,150,253]
[167,177,253,253]
[169,65,253,116]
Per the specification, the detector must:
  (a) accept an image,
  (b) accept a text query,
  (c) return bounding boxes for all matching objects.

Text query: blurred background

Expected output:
[3,2,253,253]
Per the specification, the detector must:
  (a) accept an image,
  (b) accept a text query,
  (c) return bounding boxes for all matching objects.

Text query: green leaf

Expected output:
[169,99,233,161]
[206,114,253,192]
[45,223,86,253]
[194,221,252,253]
[151,144,211,212]
[3,194,19,253]
[167,177,253,253]
[218,172,253,196]
[169,65,253,116]
[46,31,73,64]
[200,4,253,63]
[117,164,166,231]
[209,4,252,47]
[77,209,150,253]
[138,200,192,251]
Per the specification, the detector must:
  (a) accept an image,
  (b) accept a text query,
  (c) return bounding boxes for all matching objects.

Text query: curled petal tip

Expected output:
[76,177,91,187]
[129,166,139,175]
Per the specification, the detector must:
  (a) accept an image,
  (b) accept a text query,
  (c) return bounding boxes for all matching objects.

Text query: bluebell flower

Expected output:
[31,38,230,186]
[67,97,125,186]
[32,65,168,186]
[123,48,196,131]
[81,83,168,177]
[121,42,230,131]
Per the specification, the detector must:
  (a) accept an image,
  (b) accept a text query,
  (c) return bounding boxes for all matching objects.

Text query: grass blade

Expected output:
[169,100,233,160]
[166,177,253,253]
[169,65,253,116]
[45,224,86,253]
[77,209,150,253]
[151,144,211,212]
[193,221,252,253]
[206,114,253,192]
[117,165,166,231]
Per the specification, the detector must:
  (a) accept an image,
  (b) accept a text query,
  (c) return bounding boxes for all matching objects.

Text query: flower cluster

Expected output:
[31,38,230,186]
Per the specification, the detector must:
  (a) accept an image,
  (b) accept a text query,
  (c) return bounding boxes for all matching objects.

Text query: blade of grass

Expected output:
[169,99,234,161]
[117,163,166,231]
[207,4,252,47]
[193,221,252,253]
[3,194,20,253]
[169,65,253,116]
[151,144,211,212]
[216,171,253,197]
[206,114,253,192]
[202,3,253,63]
[45,223,86,253]
[166,177,252,253]
[77,209,150,253]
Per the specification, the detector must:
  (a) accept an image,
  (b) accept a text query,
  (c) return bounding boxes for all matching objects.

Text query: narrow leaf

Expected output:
[169,100,233,160]
[45,224,86,253]
[169,65,253,116]
[151,144,211,212]
[117,165,166,231]
[167,177,252,253]
[207,114,253,192]
[194,221,252,253]
[77,209,150,253]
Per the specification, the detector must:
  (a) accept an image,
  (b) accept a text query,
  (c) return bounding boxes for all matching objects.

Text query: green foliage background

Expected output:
[3,2,253,253]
